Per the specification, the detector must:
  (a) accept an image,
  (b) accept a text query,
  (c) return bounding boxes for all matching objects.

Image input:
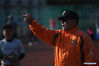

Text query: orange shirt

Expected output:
[29,20,98,66]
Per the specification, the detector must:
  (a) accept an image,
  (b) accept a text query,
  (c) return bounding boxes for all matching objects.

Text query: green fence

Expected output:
[0,4,99,39]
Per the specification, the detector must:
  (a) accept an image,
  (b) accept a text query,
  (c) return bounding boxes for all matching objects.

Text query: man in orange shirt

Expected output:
[22,10,98,66]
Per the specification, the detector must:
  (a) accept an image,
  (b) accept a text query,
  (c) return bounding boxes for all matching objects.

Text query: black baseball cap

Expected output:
[58,10,79,21]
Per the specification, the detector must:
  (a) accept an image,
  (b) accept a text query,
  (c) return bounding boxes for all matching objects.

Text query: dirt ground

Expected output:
[20,40,99,66]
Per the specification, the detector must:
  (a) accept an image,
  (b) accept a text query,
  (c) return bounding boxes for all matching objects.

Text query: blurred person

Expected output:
[0,25,25,66]
[25,30,38,45]
[94,17,99,40]
[49,18,56,30]
[6,15,17,37]
[22,10,99,66]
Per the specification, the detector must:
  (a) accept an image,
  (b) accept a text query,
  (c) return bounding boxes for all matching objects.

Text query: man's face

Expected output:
[3,28,14,40]
[62,19,77,31]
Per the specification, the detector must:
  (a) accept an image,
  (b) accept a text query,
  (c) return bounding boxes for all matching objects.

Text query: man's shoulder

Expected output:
[13,38,22,43]
[0,39,6,44]
[0,39,6,42]
[79,30,93,40]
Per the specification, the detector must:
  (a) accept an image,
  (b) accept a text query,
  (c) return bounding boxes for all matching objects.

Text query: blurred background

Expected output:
[0,0,99,66]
